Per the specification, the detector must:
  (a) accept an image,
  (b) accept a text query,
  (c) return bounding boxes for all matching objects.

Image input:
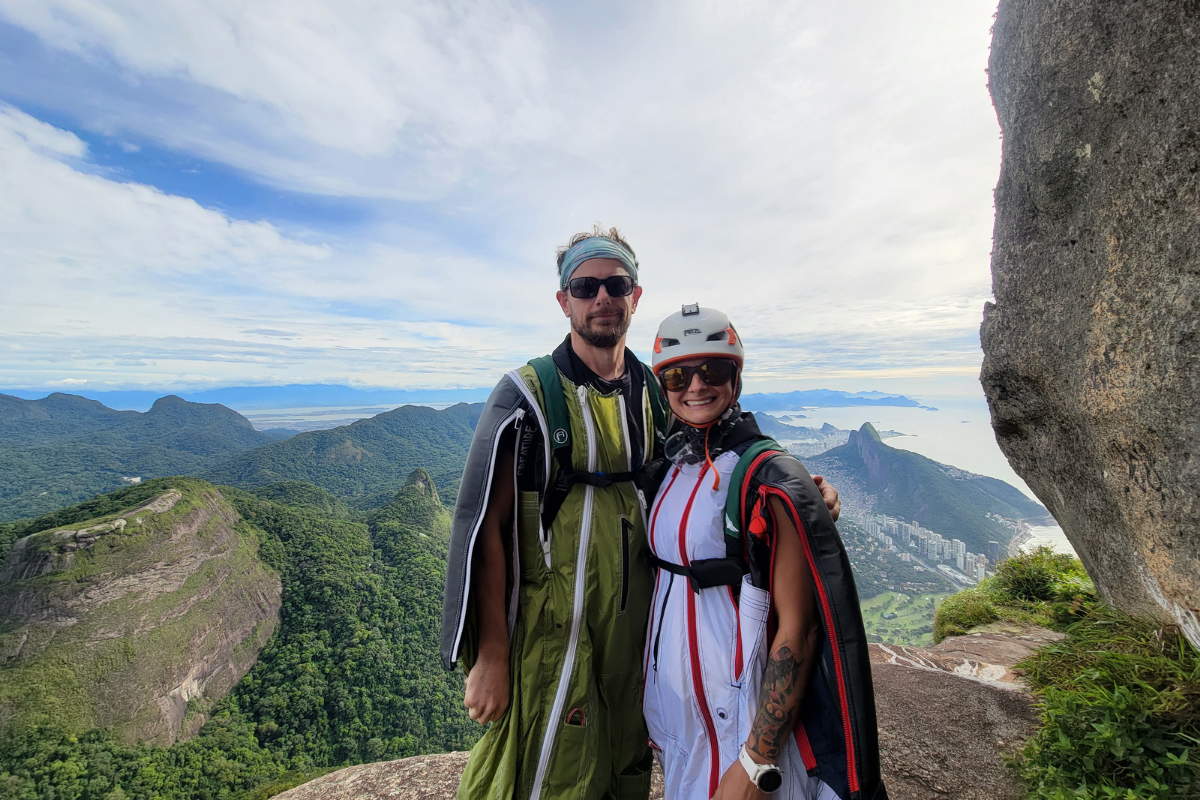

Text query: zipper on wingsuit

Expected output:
[675,461,727,798]
[527,384,599,800]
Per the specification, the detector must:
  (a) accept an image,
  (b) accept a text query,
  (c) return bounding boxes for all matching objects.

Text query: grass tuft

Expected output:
[934,588,1000,641]
[1012,607,1200,799]
[933,547,1098,643]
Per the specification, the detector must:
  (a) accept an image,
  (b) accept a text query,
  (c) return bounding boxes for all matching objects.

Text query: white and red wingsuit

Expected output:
[643,414,888,800]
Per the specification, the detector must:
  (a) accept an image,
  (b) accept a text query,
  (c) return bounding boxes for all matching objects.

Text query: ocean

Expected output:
[758,394,1036,497]
[1019,525,1078,557]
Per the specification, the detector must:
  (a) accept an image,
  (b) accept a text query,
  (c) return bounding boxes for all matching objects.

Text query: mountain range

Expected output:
[0,393,270,522]
[741,389,935,410]
[2,385,928,413]
[807,423,1049,554]
[2,393,1034,533]
[755,414,905,457]
[202,402,482,508]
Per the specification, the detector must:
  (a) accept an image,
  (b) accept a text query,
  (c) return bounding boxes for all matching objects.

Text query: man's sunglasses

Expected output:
[567,275,637,299]
[659,359,737,393]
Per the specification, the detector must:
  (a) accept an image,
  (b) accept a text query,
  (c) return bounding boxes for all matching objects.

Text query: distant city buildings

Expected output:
[861,514,995,586]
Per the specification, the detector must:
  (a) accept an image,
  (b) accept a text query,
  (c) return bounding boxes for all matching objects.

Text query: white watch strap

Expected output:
[738,743,782,790]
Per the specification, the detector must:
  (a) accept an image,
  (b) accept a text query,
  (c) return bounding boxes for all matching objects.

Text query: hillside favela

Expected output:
[1,2,1197,800]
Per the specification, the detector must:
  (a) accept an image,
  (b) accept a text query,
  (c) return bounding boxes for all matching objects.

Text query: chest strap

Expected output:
[542,447,652,531]
[650,554,747,593]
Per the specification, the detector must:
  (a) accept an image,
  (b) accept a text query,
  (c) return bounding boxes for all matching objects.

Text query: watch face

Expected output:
[759,768,783,793]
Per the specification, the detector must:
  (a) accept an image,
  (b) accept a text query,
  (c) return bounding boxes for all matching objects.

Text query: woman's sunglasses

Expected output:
[659,359,737,393]
[567,275,637,299]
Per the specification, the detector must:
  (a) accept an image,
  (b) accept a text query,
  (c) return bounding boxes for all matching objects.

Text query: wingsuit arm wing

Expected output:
[754,453,887,800]
[440,375,527,670]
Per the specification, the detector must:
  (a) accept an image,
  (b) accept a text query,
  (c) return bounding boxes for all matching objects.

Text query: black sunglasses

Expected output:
[567,275,637,299]
[659,359,737,393]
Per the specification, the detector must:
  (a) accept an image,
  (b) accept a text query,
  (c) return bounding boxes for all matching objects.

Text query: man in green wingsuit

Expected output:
[439,227,841,799]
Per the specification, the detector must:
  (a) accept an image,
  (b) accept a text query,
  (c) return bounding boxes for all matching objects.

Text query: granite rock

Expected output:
[982,0,1200,646]
[279,629,1046,800]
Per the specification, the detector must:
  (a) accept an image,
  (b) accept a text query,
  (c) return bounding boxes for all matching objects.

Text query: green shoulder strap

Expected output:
[529,355,571,452]
[723,437,784,549]
[641,361,669,445]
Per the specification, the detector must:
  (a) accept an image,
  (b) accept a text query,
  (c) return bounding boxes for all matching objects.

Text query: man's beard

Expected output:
[571,306,630,349]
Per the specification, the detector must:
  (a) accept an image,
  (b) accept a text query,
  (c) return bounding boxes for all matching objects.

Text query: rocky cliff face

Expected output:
[0,479,281,744]
[982,0,1200,645]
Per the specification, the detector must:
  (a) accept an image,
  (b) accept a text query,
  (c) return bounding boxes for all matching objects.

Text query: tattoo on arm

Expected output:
[748,642,802,762]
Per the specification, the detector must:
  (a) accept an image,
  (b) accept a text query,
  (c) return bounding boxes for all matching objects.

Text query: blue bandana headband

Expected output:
[558,237,639,289]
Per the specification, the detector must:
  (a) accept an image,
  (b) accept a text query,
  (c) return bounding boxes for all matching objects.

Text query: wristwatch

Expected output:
[738,743,784,793]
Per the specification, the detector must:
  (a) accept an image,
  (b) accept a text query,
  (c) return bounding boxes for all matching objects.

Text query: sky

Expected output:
[0,0,1003,400]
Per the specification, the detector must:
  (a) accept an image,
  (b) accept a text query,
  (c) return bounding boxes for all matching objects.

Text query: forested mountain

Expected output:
[0,471,476,799]
[204,403,483,506]
[805,423,1048,553]
[754,414,905,458]
[0,478,280,746]
[0,394,269,522]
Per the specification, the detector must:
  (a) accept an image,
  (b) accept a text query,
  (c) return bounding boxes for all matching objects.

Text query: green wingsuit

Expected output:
[440,339,667,800]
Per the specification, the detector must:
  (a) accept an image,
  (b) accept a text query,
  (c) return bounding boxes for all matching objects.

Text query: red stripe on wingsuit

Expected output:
[796,725,818,772]
[764,488,859,796]
[643,466,681,698]
[678,463,722,798]
[650,465,682,554]
[687,592,721,798]
[676,463,707,568]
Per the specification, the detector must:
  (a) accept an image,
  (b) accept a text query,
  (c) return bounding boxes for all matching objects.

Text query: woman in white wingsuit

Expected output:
[642,305,888,800]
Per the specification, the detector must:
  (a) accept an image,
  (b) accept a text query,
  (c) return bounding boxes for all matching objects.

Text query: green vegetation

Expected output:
[248,481,352,519]
[933,547,1097,643]
[203,403,481,508]
[0,478,182,558]
[859,591,949,647]
[0,472,478,799]
[0,394,269,523]
[223,472,475,765]
[1013,608,1200,799]
[932,549,1197,797]
[0,711,301,800]
[0,477,279,745]
[807,423,1048,554]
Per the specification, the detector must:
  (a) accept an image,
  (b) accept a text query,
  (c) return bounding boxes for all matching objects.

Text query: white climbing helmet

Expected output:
[651,303,745,374]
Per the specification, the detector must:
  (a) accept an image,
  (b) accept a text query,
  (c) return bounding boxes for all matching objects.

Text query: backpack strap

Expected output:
[528,355,654,532]
[529,355,571,452]
[648,435,784,594]
[641,362,669,452]
[724,437,785,560]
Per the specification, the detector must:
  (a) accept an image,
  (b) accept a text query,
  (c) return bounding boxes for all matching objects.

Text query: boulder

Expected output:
[273,752,662,800]
[981,0,1200,646]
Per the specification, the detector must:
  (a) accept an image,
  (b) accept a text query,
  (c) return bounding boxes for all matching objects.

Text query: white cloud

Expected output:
[0,0,1003,397]
[0,0,553,155]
